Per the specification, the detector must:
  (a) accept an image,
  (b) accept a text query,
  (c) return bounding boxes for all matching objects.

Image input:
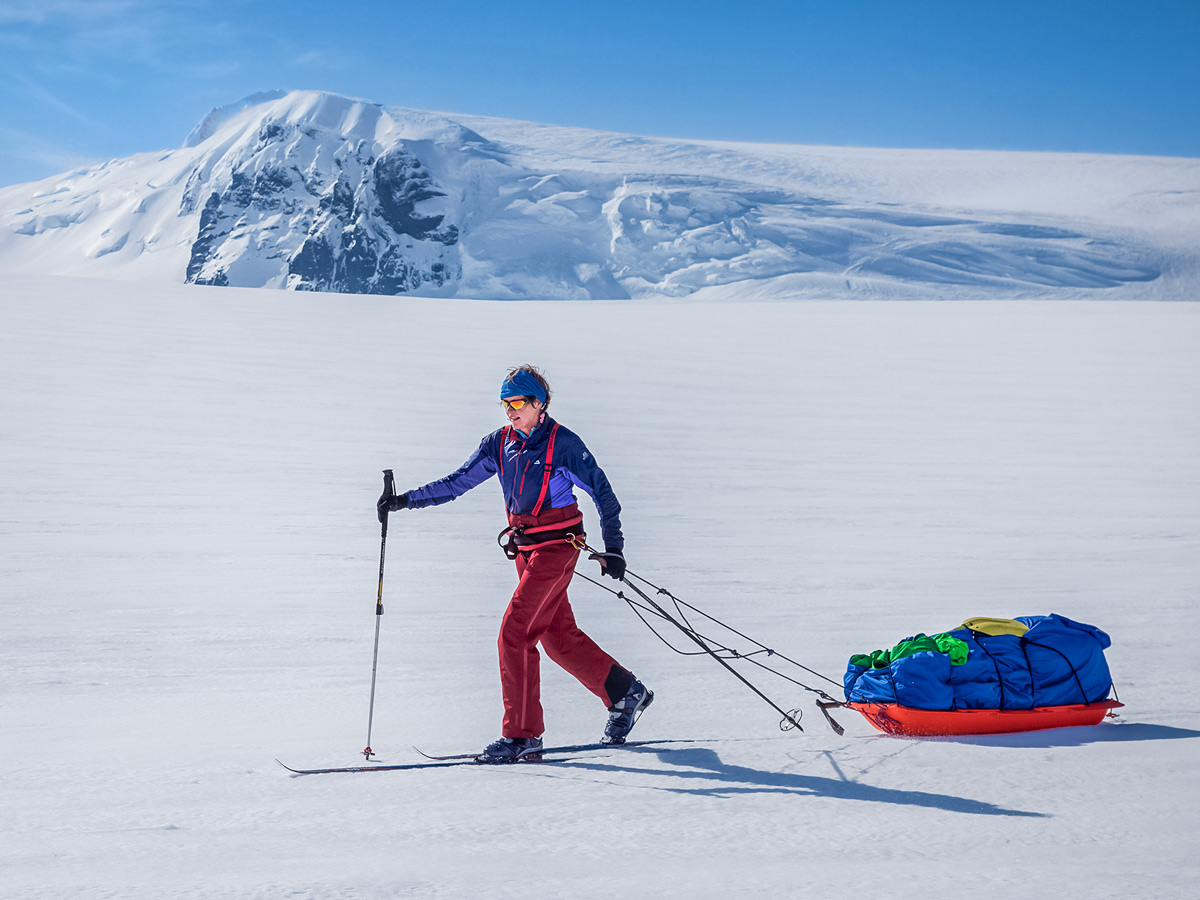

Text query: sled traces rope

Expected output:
[569,536,846,736]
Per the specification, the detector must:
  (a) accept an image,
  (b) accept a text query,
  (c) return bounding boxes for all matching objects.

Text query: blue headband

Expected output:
[500,370,547,403]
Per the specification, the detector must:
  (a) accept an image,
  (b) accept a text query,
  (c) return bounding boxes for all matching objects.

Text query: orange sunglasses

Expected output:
[502,397,535,410]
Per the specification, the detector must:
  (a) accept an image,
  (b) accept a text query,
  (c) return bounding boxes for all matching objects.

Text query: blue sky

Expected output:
[1,0,1197,187]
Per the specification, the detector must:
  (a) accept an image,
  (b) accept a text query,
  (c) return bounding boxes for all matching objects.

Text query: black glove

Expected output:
[590,548,626,581]
[376,490,408,523]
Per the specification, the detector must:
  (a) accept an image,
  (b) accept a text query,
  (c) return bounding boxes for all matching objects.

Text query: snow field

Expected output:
[2,275,1198,898]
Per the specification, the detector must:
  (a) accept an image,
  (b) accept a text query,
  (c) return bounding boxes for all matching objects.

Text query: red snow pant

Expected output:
[499,504,631,739]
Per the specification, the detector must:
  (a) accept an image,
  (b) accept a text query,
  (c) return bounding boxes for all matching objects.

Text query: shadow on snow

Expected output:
[895,721,1200,749]
[565,747,1046,817]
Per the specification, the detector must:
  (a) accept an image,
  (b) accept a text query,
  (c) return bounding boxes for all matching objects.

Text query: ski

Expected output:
[413,737,692,761]
[279,738,697,775]
[276,756,584,775]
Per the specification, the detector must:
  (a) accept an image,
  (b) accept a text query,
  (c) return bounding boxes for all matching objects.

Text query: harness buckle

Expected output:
[497,524,524,560]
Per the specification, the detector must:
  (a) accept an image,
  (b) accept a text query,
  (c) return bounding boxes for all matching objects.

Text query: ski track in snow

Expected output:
[2,274,1199,898]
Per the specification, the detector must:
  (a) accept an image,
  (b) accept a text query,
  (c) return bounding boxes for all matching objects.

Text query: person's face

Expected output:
[503,396,543,433]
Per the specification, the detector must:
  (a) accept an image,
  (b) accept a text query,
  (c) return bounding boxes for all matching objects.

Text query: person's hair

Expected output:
[506,364,552,408]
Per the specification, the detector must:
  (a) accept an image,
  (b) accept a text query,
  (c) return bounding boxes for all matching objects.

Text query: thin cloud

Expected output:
[0,1,154,26]
[0,0,248,68]
[291,50,334,68]
[5,71,103,129]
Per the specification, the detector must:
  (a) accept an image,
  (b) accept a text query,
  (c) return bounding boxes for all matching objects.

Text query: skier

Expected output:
[378,365,653,763]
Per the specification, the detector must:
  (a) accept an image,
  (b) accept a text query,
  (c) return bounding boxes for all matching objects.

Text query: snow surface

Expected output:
[2,273,1199,898]
[0,90,1197,300]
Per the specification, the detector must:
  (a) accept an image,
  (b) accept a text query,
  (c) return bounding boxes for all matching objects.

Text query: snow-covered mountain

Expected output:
[1,90,1197,299]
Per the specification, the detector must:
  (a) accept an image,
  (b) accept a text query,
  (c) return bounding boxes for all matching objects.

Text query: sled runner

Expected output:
[846,699,1123,736]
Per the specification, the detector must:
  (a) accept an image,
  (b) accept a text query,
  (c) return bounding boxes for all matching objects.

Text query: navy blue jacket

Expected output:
[406,416,624,551]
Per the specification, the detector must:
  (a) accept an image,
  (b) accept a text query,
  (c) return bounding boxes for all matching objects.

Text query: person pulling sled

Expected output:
[378,365,653,763]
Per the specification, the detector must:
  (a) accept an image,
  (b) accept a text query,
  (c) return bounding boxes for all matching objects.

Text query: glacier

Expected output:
[0,89,1196,300]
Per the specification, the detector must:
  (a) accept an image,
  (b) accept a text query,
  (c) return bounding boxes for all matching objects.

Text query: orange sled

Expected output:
[845,700,1124,736]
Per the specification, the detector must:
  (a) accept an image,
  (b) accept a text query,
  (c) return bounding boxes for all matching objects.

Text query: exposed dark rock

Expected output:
[185,125,461,295]
[187,192,229,285]
[319,177,356,221]
[373,149,455,243]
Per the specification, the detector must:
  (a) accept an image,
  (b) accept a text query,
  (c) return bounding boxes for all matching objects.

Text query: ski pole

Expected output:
[363,468,394,759]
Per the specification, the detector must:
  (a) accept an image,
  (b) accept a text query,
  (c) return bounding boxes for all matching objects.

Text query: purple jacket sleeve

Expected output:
[405,434,499,508]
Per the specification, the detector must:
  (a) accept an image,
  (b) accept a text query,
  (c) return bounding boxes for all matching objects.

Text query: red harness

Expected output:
[499,422,561,517]
[496,423,585,557]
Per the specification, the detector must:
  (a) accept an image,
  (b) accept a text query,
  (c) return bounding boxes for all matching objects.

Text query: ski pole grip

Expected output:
[382,468,395,498]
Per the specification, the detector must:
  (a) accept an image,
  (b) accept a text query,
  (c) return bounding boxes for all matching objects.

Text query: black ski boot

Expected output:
[602,679,654,744]
[476,736,544,764]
